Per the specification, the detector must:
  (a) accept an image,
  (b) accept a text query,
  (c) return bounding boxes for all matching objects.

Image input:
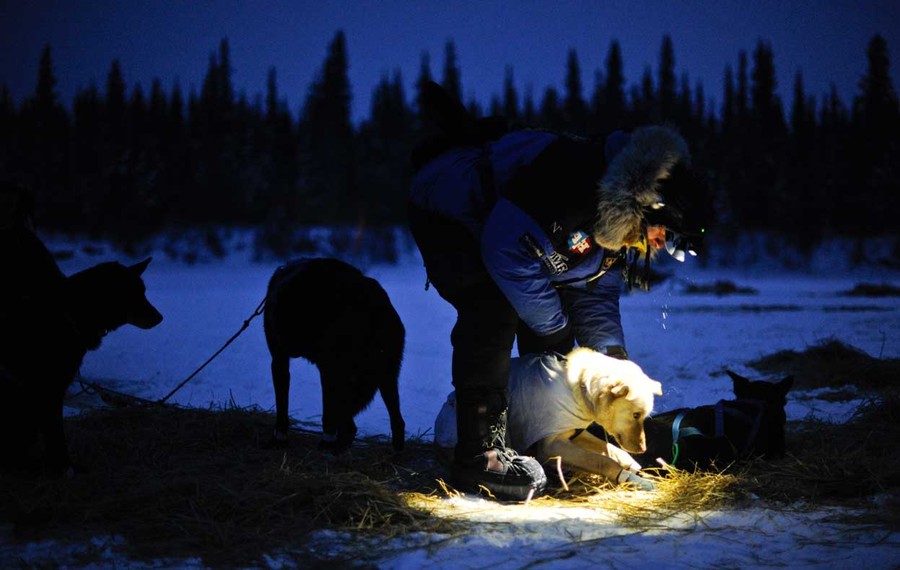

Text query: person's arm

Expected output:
[480,198,568,339]
[559,265,627,353]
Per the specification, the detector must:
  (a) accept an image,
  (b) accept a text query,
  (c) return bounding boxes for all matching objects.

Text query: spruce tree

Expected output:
[502,66,520,124]
[787,70,821,246]
[676,72,692,132]
[850,34,899,234]
[818,84,849,235]
[25,45,71,229]
[563,49,587,133]
[747,40,787,230]
[254,67,299,255]
[72,84,103,230]
[442,40,462,103]
[722,65,735,134]
[414,51,433,123]
[522,84,537,126]
[358,70,412,230]
[599,40,626,133]
[627,66,655,126]
[299,30,355,226]
[658,35,676,122]
[538,86,564,131]
[105,60,127,148]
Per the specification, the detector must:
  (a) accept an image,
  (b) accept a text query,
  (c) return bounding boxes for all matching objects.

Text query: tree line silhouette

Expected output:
[1,31,897,259]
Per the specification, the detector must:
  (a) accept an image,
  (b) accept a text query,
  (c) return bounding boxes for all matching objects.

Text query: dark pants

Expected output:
[408,204,518,455]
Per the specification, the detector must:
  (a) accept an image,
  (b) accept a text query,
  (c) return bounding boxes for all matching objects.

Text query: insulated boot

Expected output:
[451,394,547,501]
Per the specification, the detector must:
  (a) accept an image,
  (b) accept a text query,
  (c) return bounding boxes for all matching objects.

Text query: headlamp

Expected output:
[664,230,701,262]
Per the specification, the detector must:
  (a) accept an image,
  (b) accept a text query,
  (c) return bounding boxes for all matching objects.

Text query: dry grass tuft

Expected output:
[840,282,900,297]
[683,279,758,296]
[542,467,740,527]
[748,338,900,390]
[739,393,900,510]
[0,404,456,567]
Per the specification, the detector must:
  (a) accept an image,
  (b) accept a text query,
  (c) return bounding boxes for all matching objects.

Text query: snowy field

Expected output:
[3,230,899,568]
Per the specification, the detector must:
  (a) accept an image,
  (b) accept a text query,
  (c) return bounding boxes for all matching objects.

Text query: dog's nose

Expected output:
[625,436,647,454]
[132,304,163,329]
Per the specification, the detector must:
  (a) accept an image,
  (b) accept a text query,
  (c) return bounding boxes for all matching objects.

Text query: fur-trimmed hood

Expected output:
[592,126,691,250]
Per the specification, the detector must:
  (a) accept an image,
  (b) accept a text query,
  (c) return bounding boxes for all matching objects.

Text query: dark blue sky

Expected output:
[2,1,898,124]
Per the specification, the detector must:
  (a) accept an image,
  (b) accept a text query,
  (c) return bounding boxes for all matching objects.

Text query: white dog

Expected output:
[506,348,662,489]
[433,348,662,489]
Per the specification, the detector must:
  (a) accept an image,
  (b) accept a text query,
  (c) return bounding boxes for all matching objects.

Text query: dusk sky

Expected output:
[2,1,899,124]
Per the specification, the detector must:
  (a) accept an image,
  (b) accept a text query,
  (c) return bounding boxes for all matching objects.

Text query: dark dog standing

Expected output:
[263,258,406,452]
[635,371,794,471]
[0,258,163,476]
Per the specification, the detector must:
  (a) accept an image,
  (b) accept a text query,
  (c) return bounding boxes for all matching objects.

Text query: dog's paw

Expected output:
[264,428,291,449]
[318,426,356,454]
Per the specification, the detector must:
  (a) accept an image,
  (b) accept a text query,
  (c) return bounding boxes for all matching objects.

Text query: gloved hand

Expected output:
[539,322,575,356]
[616,468,656,491]
[605,345,629,360]
[543,327,575,356]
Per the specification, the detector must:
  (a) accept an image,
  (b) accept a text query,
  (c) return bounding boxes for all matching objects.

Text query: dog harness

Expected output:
[669,399,767,466]
[715,399,766,458]
[670,411,703,466]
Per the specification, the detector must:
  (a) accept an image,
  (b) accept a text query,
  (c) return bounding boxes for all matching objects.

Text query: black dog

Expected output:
[0,258,163,476]
[263,258,406,452]
[634,371,794,472]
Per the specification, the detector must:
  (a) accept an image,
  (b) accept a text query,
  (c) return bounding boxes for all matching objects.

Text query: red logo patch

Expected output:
[567,231,592,255]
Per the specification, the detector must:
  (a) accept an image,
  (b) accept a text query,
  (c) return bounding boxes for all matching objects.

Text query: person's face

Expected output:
[647,225,667,250]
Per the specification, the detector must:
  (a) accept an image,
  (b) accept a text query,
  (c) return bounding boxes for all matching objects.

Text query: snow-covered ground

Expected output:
[3,231,899,568]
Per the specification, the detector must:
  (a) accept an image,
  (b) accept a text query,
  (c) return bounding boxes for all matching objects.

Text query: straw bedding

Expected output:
[1,340,897,566]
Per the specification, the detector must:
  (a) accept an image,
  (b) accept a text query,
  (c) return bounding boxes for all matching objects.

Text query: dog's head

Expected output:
[728,370,793,404]
[566,347,663,454]
[727,370,793,456]
[67,258,163,342]
[118,258,164,330]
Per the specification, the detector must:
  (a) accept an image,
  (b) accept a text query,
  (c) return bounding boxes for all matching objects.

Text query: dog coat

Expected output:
[507,353,595,452]
[433,354,594,455]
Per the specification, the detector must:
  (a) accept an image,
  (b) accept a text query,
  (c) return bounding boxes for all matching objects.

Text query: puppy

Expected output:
[263,258,405,453]
[507,347,663,489]
[0,258,163,476]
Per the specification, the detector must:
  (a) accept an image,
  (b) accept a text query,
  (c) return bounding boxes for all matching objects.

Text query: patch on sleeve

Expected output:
[567,230,593,255]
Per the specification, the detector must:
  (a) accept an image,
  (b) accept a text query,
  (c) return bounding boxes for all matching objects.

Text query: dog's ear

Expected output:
[129,257,152,276]
[726,370,749,392]
[776,375,794,396]
[608,380,630,398]
[649,379,663,396]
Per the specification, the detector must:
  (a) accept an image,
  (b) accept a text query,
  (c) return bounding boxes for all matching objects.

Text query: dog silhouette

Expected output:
[263,258,405,452]
[0,258,163,476]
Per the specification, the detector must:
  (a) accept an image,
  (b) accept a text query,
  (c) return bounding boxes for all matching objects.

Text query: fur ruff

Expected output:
[592,126,690,250]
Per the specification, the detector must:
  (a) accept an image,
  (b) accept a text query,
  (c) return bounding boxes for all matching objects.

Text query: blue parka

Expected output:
[409,129,632,352]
